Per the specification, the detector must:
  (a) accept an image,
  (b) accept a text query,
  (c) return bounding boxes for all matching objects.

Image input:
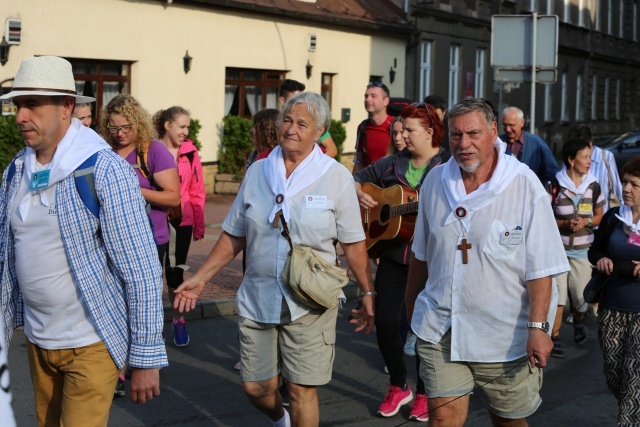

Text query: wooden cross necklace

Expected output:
[455,206,472,264]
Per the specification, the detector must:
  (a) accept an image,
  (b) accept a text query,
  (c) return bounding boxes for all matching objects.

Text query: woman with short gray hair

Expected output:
[174,92,375,426]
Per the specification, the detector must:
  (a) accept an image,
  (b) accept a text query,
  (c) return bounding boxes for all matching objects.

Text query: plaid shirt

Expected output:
[0,149,167,369]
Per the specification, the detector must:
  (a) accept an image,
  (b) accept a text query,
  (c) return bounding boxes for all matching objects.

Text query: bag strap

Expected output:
[277,211,294,256]
[276,211,339,266]
[590,181,601,210]
[601,151,615,192]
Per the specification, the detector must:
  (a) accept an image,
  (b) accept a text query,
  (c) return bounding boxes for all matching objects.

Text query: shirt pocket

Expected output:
[482,219,520,263]
[300,199,335,229]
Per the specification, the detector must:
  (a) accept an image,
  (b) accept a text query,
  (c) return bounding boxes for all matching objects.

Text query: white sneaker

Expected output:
[383,365,389,374]
[404,332,417,357]
[233,361,241,371]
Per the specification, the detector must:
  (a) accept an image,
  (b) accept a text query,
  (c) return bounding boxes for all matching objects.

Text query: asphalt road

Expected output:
[9,301,618,426]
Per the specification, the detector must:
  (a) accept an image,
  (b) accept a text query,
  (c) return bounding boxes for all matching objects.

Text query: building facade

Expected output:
[403,0,640,156]
[0,0,411,191]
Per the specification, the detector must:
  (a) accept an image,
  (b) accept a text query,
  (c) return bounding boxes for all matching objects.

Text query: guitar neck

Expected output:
[389,202,419,218]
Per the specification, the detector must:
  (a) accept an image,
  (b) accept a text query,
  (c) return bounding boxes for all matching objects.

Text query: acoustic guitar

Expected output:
[360,183,419,258]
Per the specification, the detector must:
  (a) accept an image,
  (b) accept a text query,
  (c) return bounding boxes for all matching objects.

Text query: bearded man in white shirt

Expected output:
[405,98,569,427]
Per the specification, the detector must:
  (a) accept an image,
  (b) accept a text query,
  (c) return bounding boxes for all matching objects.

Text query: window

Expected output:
[616,78,621,120]
[474,48,485,98]
[591,74,598,120]
[604,77,610,120]
[620,0,625,38]
[578,0,586,27]
[544,84,552,122]
[596,0,601,31]
[576,74,583,121]
[224,68,285,117]
[545,0,553,14]
[419,41,432,101]
[564,0,570,23]
[448,45,460,108]
[69,59,132,127]
[608,0,613,34]
[634,1,638,41]
[321,73,334,109]
[561,72,569,123]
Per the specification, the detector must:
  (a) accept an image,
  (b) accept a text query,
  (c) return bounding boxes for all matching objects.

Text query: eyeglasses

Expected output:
[411,102,436,126]
[106,125,133,135]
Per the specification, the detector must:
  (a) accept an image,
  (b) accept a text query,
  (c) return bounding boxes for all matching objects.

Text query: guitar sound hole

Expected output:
[380,205,391,222]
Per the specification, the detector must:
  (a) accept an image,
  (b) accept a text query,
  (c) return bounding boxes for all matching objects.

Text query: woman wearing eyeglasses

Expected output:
[353,102,449,422]
[99,95,180,395]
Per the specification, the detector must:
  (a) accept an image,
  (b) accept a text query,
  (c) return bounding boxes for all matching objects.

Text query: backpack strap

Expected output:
[134,149,164,191]
[355,119,370,165]
[73,152,100,219]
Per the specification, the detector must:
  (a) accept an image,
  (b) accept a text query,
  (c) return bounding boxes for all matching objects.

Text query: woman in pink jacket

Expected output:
[154,106,206,347]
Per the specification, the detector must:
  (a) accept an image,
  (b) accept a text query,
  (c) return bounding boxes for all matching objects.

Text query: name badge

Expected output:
[578,203,592,214]
[305,195,327,209]
[500,229,523,245]
[628,232,640,247]
[29,170,50,191]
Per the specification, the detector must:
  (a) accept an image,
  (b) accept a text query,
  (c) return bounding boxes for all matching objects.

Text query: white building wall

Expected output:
[0,0,406,163]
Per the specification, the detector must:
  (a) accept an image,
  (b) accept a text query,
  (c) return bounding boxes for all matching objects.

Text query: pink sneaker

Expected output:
[377,384,413,417]
[409,393,429,422]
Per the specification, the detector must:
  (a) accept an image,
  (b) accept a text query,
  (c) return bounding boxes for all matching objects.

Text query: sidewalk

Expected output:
[163,195,359,320]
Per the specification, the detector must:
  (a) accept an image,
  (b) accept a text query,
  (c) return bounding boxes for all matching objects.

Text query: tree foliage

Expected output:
[330,119,347,162]
[217,115,253,180]
[0,115,24,173]
[188,118,203,151]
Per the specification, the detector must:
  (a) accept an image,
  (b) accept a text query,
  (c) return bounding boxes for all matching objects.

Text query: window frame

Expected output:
[224,67,285,118]
[67,58,132,127]
[419,40,433,101]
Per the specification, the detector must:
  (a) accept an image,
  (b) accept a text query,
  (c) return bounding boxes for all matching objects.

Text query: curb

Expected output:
[163,281,361,321]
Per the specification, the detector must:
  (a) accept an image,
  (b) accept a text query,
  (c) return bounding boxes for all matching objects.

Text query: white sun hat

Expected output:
[0,56,95,103]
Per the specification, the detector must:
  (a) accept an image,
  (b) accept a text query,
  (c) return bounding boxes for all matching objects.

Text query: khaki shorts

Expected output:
[417,331,543,419]
[239,304,338,385]
[555,256,592,311]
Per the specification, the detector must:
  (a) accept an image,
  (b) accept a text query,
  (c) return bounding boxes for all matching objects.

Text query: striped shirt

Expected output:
[0,149,168,369]
[552,181,605,250]
[590,146,623,212]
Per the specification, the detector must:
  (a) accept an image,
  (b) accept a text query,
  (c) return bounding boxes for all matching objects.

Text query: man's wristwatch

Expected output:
[527,321,550,333]
[587,217,593,227]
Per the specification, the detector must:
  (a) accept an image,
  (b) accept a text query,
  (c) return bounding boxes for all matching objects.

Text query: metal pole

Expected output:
[499,83,504,128]
[530,13,537,134]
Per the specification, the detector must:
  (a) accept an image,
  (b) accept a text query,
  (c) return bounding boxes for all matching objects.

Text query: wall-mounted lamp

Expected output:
[389,66,396,84]
[306,60,313,79]
[183,51,192,74]
[0,37,10,67]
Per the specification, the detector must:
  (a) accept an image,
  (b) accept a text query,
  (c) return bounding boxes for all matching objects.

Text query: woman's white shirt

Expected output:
[223,160,364,324]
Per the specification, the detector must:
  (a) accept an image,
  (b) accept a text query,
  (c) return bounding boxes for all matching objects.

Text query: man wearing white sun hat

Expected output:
[0,56,167,426]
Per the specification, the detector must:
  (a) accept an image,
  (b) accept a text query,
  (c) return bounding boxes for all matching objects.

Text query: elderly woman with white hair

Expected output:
[173,92,375,427]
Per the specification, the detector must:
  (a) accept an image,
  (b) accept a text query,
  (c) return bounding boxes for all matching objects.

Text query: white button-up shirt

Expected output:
[223,160,364,324]
[411,165,569,362]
